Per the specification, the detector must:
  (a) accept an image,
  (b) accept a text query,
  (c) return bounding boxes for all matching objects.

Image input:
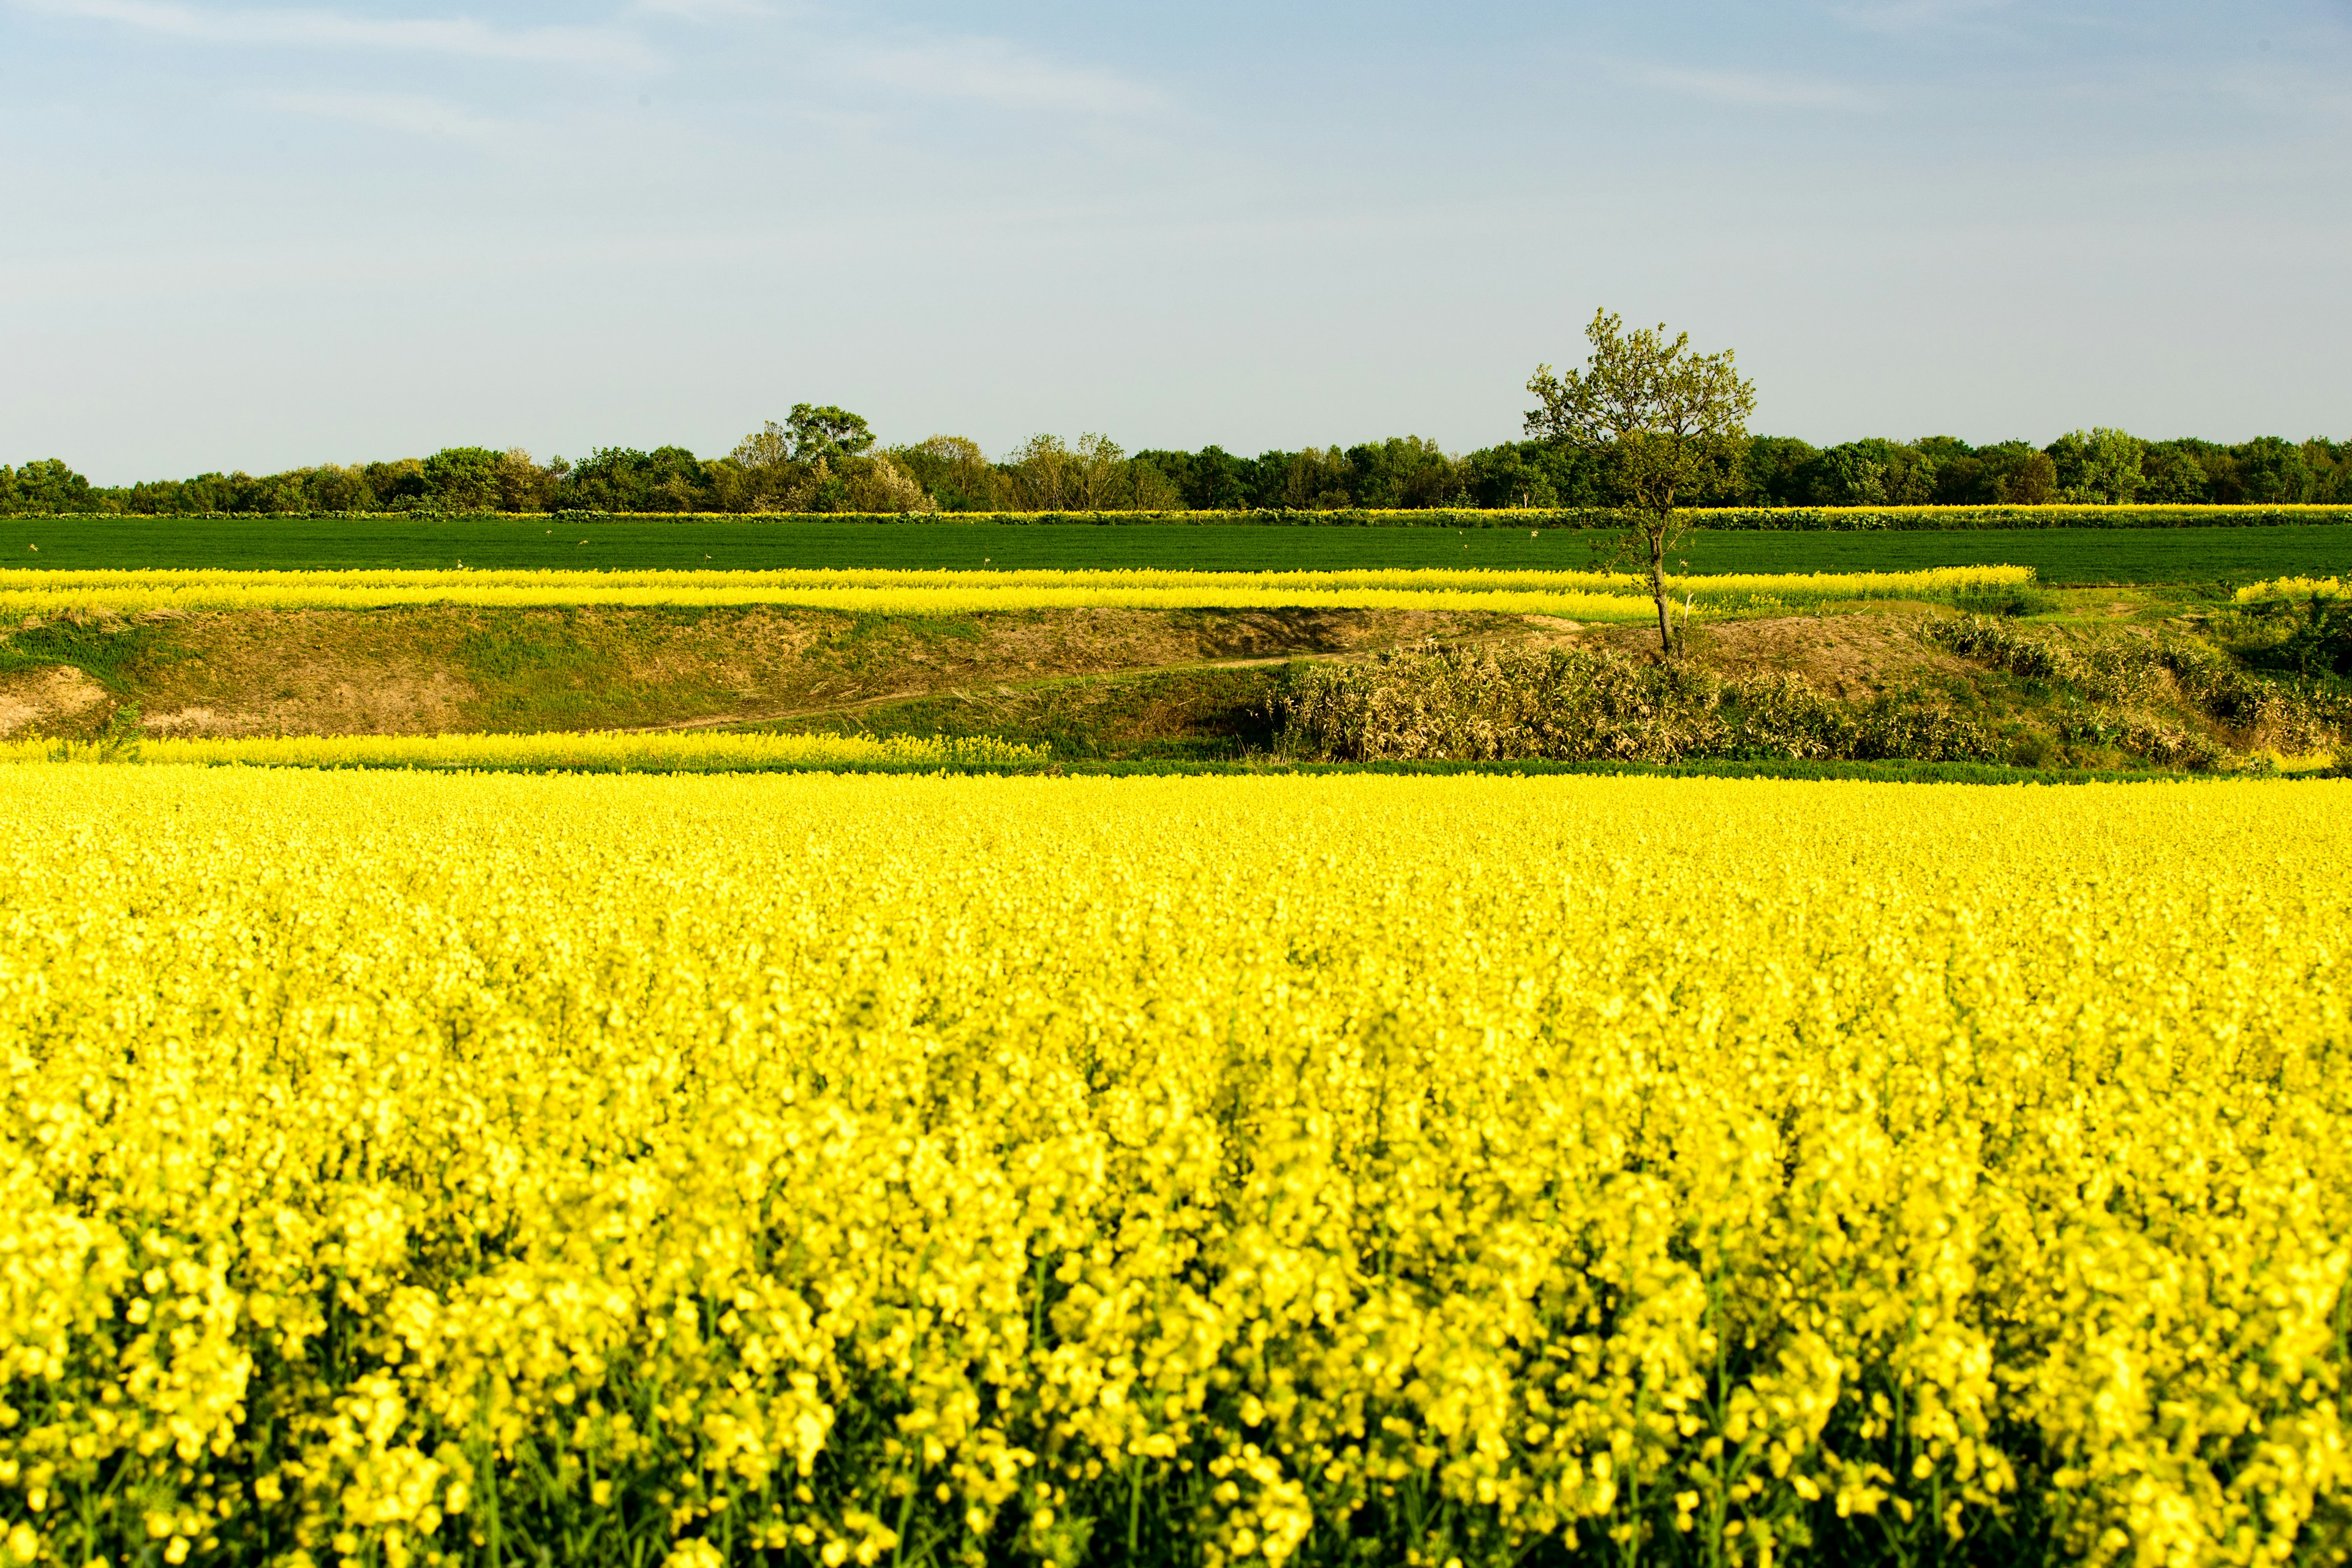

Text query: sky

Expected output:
[3,0,2349,483]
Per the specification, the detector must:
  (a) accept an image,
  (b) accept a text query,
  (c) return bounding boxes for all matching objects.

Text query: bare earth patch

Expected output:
[118,606,1536,735]
[10,604,2010,741]
[0,665,112,737]
[144,673,478,737]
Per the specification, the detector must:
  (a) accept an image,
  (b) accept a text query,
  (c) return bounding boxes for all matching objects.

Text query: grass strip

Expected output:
[9,516,2351,581]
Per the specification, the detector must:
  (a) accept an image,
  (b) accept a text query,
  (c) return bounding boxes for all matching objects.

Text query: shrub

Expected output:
[1926,615,2350,758]
[1274,642,1994,764]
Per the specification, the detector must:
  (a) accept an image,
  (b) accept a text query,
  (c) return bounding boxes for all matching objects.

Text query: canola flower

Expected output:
[0,729,1046,771]
[1,769,2346,1568]
[0,565,2034,619]
[2236,577,2346,603]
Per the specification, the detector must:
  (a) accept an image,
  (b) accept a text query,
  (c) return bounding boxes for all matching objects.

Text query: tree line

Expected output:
[5,405,2348,516]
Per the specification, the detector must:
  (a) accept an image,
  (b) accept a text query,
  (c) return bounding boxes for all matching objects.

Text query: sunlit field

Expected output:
[4,768,2345,1568]
[6,514,2352,583]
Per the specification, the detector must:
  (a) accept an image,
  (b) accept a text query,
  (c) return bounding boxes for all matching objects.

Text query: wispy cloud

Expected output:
[257,89,516,143]
[839,34,1163,115]
[1637,65,1881,110]
[13,0,652,67]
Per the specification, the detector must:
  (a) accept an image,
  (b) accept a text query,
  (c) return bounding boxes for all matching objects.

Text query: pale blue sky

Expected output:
[4,0,2348,481]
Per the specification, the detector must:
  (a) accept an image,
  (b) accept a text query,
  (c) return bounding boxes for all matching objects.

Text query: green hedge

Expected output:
[1666,505,2352,531]
[717,503,2345,530]
[11,505,2352,529]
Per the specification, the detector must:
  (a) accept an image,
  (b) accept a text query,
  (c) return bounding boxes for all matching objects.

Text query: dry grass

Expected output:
[1520,611,1975,698]
[106,606,1531,737]
[0,665,110,737]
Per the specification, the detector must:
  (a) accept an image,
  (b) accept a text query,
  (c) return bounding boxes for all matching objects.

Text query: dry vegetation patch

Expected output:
[1518,610,1973,695]
[34,605,1532,737]
[0,665,110,737]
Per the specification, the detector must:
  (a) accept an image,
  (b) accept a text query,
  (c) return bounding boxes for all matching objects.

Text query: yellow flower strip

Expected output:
[2237,576,2347,602]
[0,564,2034,617]
[1,770,2342,1568]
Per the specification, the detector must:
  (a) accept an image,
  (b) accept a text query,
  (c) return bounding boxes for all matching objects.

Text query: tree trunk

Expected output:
[1649,527,1673,657]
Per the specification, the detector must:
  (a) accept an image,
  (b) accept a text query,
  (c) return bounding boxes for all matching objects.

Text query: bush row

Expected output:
[1923,615,2352,758]
[1272,643,2001,764]
[1273,622,2352,768]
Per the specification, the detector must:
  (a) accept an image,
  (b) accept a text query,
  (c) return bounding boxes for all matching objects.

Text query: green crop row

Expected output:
[9,503,2352,529]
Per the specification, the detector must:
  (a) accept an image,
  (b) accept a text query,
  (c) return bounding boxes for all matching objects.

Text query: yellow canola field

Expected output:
[1,770,2346,1568]
[0,729,1046,771]
[0,564,2032,618]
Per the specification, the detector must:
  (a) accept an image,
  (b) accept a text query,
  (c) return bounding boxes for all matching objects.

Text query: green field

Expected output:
[8,515,2352,582]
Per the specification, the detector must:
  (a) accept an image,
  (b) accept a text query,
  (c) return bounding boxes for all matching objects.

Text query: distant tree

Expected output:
[2231,436,2313,503]
[1790,438,1937,507]
[724,420,961,513]
[1927,456,1982,505]
[1240,451,1292,509]
[1527,442,1612,507]
[421,447,506,512]
[2304,439,2350,504]
[1064,433,1131,510]
[559,446,709,511]
[1460,442,1564,508]
[1525,311,1755,655]
[1280,445,1354,509]
[2,458,99,515]
[1970,442,2055,504]
[177,474,236,512]
[785,405,876,464]
[767,451,933,514]
[1130,448,1198,507]
[364,459,429,511]
[1120,456,1186,511]
[301,464,370,512]
[725,423,805,510]
[1879,442,1941,505]
[2138,440,2215,504]
[729,423,793,472]
[836,453,935,513]
[1733,436,1819,506]
[1807,443,1889,506]
[1343,437,1464,508]
[1186,447,1258,509]
[2046,428,2146,504]
[999,433,1166,511]
[891,435,998,511]
[2013,452,2058,503]
[495,449,557,512]
[999,434,1082,510]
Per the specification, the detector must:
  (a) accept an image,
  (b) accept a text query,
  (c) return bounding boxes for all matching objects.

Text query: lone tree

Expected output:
[1525,311,1755,655]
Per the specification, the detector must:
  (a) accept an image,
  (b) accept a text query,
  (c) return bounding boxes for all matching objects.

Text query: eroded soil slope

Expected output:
[11,601,2317,771]
[0,605,1537,739]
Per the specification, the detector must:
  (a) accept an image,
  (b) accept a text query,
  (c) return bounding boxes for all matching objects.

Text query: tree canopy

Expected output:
[1525,311,1758,654]
[7,404,2349,518]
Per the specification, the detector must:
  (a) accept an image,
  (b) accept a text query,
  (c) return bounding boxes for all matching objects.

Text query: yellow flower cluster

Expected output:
[2236,578,2346,603]
[0,565,2032,619]
[0,729,1045,771]
[1,769,2345,1568]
